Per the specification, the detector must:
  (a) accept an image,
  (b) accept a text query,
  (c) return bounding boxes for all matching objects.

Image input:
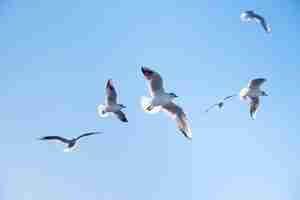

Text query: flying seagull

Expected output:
[205,95,237,112]
[240,10,271,33]
[140,66,192,140]
[209,78,268,119]
[38,132,102,152]
[240,78,268,119]
[97,79,128,122]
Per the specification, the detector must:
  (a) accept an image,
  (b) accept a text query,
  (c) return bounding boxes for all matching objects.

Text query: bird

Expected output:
[140,66,192,140]
[240,10,271,33]
[205,95,237,112]
[239,78,268,119]
[38,132,102,152]
[97,79,128,122]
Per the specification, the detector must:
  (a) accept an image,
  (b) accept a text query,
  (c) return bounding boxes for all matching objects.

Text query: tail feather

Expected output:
[140,96,161,114]
[97,104,110,118]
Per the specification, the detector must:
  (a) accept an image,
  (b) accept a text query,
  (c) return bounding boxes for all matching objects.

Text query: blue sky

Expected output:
[1,0,300,199]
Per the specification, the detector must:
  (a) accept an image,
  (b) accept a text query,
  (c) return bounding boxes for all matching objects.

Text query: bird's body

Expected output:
[240,10,271,33]
[239,78,268,119]
[97,79,128,122]
[39,132,102,152]
[141,66,192,140]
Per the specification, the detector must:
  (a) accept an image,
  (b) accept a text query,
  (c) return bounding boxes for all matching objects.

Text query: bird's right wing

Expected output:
[39,136,69,144]
[248,78,267,89]
[141,66,165,97]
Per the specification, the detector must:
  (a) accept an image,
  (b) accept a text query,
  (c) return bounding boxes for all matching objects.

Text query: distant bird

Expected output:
[140,66,192,140]
[240,10,271,33]
[39,132,102,152]
[97,79,128,122]
[240,78,268,119]
[205,95,237,112]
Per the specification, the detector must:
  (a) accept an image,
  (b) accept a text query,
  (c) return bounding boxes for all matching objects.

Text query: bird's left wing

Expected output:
[250,97,260,120]
[105,79,118,105]
[162,102,192,140]
[113,110,128,122]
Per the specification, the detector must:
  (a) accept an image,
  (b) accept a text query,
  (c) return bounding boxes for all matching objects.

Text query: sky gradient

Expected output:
[1,0,300,199]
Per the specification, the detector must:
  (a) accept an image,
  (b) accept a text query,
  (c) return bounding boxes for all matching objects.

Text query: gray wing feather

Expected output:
[76,132,102,140]
[250,97,260,119]
[113,110,128,122]
[141,67,164,96]
[39,136,70,144]
[248,78,266,89]
[105,79,117,105]
[162,102,192,140]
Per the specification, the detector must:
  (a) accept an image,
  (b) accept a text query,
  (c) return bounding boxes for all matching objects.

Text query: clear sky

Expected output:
[1,0,300,199]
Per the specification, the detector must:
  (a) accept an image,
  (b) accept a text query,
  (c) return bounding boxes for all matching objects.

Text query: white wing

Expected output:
[162,102,192,140]
[141,66,165,97]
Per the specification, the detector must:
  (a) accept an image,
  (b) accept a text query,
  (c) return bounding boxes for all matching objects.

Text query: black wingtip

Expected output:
[141,66,146,74]
[180,129,192,141]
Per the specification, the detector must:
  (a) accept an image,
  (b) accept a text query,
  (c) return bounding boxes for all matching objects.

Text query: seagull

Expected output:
[205,95,237,112]
[240,78,268,119]
[97,79,128,122]
[240,10,271,33]
[140,66,192,140]
[38,132,102,152]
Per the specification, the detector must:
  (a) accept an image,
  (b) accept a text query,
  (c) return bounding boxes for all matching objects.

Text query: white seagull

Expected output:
[240,78,268,119]
[240,10,271,33]
[208,78,268,119]
[97,79,128,122]
[140,66,192,140]
[38,132,102,152]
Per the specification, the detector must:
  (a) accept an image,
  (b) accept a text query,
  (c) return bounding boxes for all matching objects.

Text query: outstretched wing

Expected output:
[162,102,192,140]
[205,103,222,112]
[253,14,271,33]
[250,97,260,120]
[113,110,128,122]
[106,79,117,105]
[76,132,102,140]
[39,136,69,144]
[141,66,165,97]
[248,78,266,89]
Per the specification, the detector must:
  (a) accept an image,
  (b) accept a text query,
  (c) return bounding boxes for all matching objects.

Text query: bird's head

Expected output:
[262,91,268,96]
[168,92,178,99]
[119,104,126,108]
